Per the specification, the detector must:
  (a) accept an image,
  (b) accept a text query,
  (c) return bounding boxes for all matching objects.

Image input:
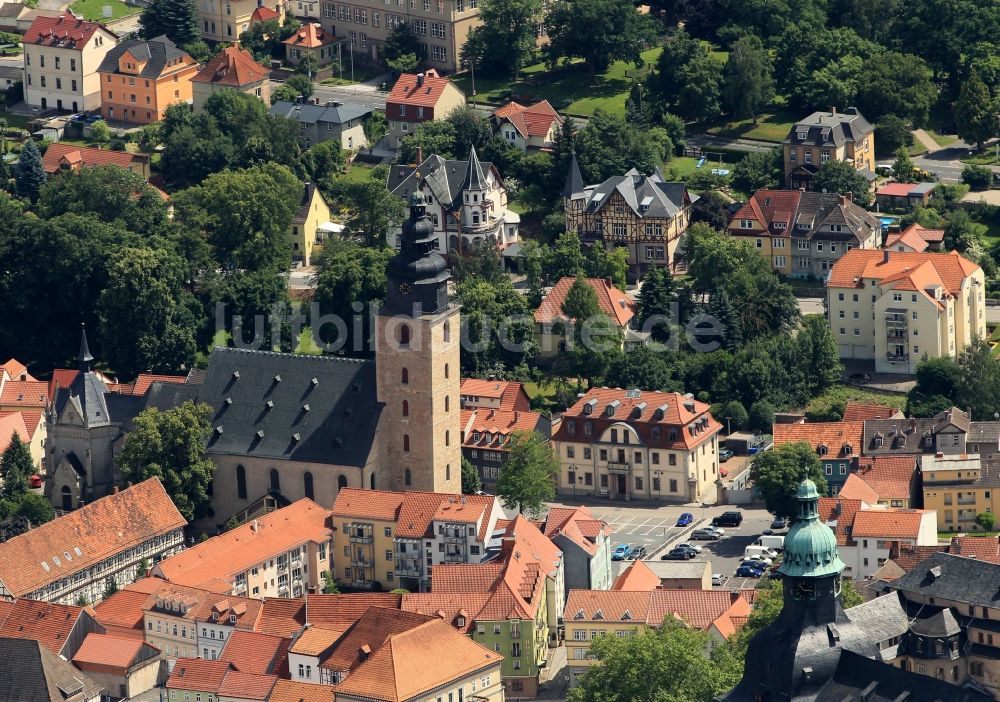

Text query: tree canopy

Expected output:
[544,0,657,77]
[496,430,559,517]
[750,443,828,520]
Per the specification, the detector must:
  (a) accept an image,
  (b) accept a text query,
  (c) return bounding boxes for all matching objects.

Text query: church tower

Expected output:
[375,192,461,494]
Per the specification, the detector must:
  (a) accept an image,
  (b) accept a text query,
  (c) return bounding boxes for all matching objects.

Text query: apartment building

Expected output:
[563,161,694,278]
[197,0,282,43]
[191,46,271,111]
[533,276,638,359]
[540,507,613,594]
[166,658,277,702]
[97,36,198,124]
[922,453,1000,533]
[22,13,117,112]
[772,421,864,495]
[850,455,919,508]
[564,589,752,686]
[552,388,722,503]
[459,378,531,412]
[319,0,483,73]
[461,406,548,491]
[0,478,185,604]
[151,499,334,599]
[727,189,881,279]
[384,70,466,148]
[782,108,876,190]
[330,488,501,592]
[826,249,985,374]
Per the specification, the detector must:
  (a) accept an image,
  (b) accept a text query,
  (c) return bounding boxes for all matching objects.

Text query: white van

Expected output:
[745,545,778,560]
[754,535,785,552]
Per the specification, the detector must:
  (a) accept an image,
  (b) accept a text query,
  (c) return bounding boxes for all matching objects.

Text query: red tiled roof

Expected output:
[305,593,402,631]
[220,630,290,675]
[283,22,336,48]
[0,478,184,598]
[773,421,864,457]
[459,378,530,412]
[0,380,47,408]
[534,277,635,326]
[461,408,542,449]
[332,489,497,541]
[153,499,331,589]
[855,455,916,500]
[41,142,148,176]
[387,70,460,109]
[72,633,146,671]
[13,411,42,440]
[647,590,752,633]
[611,560,661,591]
[876,182,921,197]
[321,607,435,672]
[431,563,504,594]
[818,497,863,546]
[838,474,881,504]
[851,509,931,539]
[890,544,947,572]
[23,13,111,48]
[827,249,979,294]
[130,373,186,396]
[192,46,270,87]
[564,590,652,622]
[141,583,263,629]
[270,680,336,702]
[251,5,279,20]
[167,658,233,692]
[543,506,607,557]
[0,413,30,455]
[399,593,489,634]
[0,359,33,381]
[258,598,306,637]
[492,100,563,138]
[884,224,945,253]
[0,599,86,655]
[218,670,277,700]
[93,588,152,639]
[842,401,902,421]
[949,535,1000,563]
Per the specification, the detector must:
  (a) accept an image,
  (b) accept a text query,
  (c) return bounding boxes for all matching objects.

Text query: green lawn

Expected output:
[927,130,958,148]
[1,113,29,130]
[452,47,663,118]
[939,531,999,539]
[802,383,906,420]
[69,0,139,20]
[339,162,376,183]
[699,103,799,143]
[662,153,738,179]
[295,327,323,355]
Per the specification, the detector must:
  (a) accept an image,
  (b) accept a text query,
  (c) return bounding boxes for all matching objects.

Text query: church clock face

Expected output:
[793,581,815,600]
[399,282,412,295]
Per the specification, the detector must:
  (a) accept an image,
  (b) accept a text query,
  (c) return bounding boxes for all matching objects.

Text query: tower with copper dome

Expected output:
[375,192,461,493]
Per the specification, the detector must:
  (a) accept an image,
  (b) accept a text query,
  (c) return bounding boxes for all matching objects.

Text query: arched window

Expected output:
[304,471,314,500]
[399,324,411,346]
[337,475,348,490]
[405,468,412,486]
[402,400,409,417]
[445,396,449,412]
[446,464,451,481]
[445,430,450,446]
[370,473,376,489]
[402,368,409,384]
[444,363,449,379]
[473,212,480,224]
[269,469,280,494]
[236,465,247,500]
[443,321,451,343]
[403,435,410,452]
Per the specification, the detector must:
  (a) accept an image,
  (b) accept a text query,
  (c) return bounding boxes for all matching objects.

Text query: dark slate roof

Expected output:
[0,637,103,702]
[783,110,874,147]
[861,409,968,456]
[386,155,501,210]
[0,66,20,80]
[888,552,1000,607]
[55,371,113,427]
[97,35,188,80]
[577,169,692,219]
[198,347,381,467]
[269,100,372,125]
[563,152,583,198]
[813,649,991,702]
[842,592,909,661]
[909,607,961,637]
[294,182,321,223]
[463,146,487,191]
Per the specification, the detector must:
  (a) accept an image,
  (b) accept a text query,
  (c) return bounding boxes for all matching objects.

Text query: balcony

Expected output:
[607,461,631,473]
[886,353,909,363]
[885,315,907,327]
[885,328,908,339]
[349,534,373,544]
[395,560,421,577]
[958,497,978,505]
[352,557,372,568]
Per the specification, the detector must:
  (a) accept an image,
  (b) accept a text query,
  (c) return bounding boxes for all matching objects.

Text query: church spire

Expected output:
[563,152,583,198]
[463,145,487,192]
[78,323,94,373]
[778,478,845,579]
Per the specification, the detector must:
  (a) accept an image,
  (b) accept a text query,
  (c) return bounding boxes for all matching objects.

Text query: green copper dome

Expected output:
[778,479,845,579]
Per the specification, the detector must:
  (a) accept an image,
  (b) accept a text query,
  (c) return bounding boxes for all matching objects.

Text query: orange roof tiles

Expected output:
[827,249,980,294]
[387,70,459,109]
[565,590,652,623]
[142,583,263,629]
[535,276,635,326]
[218,670,277,699]
[890,544,947,572]
[462,408,542,450]
[250,5,279,20]
[611,560,661,591]
[492,100,563,139]
[23,13,110,47]
[459,378,531,412]
[258,598,306,637]
[305,593,402,631]
[220,630,289,675]
[0,478,184,598]
[399,593,490,634]
[428,563,504,595]
[167,658,233,692]
[852,510,931,539]
[648,590,752,633]
[0,412,30,455]
[854,455,916,500]
[0,380,47,408]
[93,588,153,639]
[842,401,902,421]
[283,22,336,48]
[153,499,331,590]
[321,607,435,672]
[885,223,945,253]
[192,46,270,87]
[0,599,87,655]
[0,359,32,381]
[544,506,607,557]
[773,421,864,457]
[130,373,186,396]
[332,619,501,702]
[949,535,1000,563]
[41,142,149,176]
[332,488,497,540]
[270,680,336,702]
[290,626,343,656]
[818,497,863,546]
[838,473,881,504]
[72,633,146,672]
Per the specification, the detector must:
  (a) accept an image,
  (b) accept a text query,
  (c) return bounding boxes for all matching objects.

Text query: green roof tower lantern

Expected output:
[778,478,845,579]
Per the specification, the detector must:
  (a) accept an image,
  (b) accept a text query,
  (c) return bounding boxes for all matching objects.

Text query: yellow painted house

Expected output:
[289,182,334,266]
[922,453,1000,533]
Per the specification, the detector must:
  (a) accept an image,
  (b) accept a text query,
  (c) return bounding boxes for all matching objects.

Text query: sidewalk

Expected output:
[912,129,940,153]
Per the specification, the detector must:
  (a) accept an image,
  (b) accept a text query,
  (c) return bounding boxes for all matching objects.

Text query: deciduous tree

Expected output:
[544,0,657,78]
[812,160,872,206]
[750,442,828,520]
[461,0,542,78]
[324,179,406,248]
[495,430,558,517]
[0,434,32,500]
[732,148,782,193]
[461,457,482,494]
[723,34,774,122]
[956,69,998,151]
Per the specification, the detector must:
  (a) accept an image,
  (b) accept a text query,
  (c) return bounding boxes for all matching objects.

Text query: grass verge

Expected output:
[69,0,139,20]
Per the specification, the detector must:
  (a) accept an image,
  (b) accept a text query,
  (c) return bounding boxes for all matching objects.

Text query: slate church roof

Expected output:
[199,347,382,467]
[0,637,103,702]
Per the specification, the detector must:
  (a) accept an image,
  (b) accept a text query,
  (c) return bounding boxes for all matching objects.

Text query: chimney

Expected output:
[883,250,890,264]
[416,72,425,88]
[830,106,837,114]
[251,519,259,533]
[846,106,859,115]
[605,277,613,288]
[112,485,119,495]
[798,187,806,192]
[415,146,422,165]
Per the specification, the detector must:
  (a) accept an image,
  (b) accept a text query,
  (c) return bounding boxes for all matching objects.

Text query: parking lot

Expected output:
[585,503,781,589]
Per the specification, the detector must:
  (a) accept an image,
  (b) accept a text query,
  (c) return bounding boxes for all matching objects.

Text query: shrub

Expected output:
[962,164,993,191]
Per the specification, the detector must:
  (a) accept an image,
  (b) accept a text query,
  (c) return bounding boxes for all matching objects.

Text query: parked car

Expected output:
[736,564,765,578]
[712,573,725,586]
[713,511,743,527]
[690,528,722,541]
[662,548,696,560]
[705,525,726,536]
[745,555,773,566]
[672,545,699,557]
[676,512,694,527]
[770,517,788,530]
[612,544,630,561]
[29,474,42,489]
[628,545,647,560]
[676,542,703,553]
[720,448,734,462]
[719,467,729,478]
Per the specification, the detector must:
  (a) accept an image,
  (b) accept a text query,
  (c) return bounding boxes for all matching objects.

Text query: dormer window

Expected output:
[797,130,808,140]
[818,444,828,456]
[456,616,466,627]
[229,614,237,623]
[593,610,604,620]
